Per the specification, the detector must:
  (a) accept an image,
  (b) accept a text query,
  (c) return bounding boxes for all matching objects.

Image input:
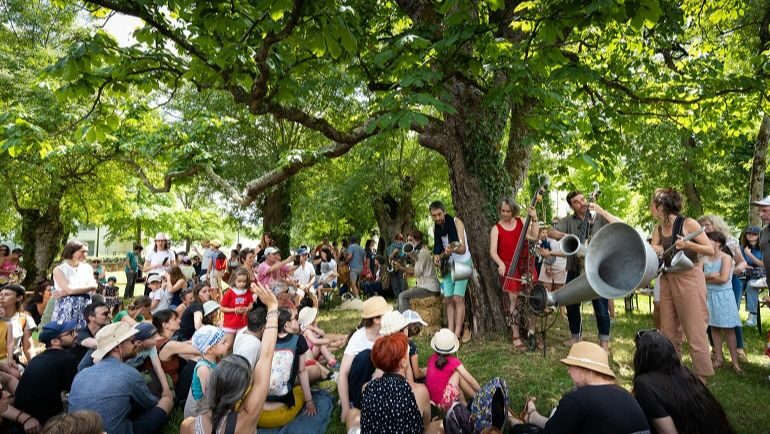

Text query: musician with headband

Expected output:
[650,188,714,383]
[490,198,539,351]
[548,190,621,351]
[430,201,472,340]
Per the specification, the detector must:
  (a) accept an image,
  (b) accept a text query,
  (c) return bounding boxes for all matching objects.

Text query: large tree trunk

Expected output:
[504,99,536,193]
[749,115,770,225]
[681,133,703,217]
[261,180,292,253]
[420,78,512,337]
[372,178,416,255]
[19,202,65,288]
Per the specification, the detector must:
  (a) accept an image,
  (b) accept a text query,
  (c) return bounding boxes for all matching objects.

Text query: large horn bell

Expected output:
[451,261,474,281]
[531,223,658,312]
[559,234,587,257]
[402,242,415,255]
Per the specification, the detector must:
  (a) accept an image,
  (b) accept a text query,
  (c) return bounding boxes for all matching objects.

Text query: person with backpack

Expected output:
[207,240,226,301]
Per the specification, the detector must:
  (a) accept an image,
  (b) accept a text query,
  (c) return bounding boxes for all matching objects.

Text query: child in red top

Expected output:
[220,267,254,349]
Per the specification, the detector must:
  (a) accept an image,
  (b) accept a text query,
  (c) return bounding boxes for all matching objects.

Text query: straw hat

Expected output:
[560,341,615,378]
[211,239,222,248]
[92,323,139,362]
[431,328,460,354]
[361,296,392,319]
[751,195,770,207]
[298,307,318,330]
[379,310,409,336]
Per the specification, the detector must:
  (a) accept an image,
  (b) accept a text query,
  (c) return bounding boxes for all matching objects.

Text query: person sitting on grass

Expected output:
[633,330,734,434]
[41,411,104,434]
[425,328,481,411]
[183,325,229,418]
[257,308,316,428]
[176,284,218,341]
[521,341,650,434]
[299,307,345,369]
[113,296,152,326]
[233,307,266,368]
[402,310,428,381]
[14,320,79,426]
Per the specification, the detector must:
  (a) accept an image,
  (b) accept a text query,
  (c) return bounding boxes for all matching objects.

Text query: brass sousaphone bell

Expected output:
[529,223,658,312]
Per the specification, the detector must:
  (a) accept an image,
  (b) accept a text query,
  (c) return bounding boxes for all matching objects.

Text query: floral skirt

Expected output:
[52,295,91,328]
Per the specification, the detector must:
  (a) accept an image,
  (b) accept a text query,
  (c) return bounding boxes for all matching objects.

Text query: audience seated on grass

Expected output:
[425,328,481,411]
[633,330,734,434]
[184,325,228,418]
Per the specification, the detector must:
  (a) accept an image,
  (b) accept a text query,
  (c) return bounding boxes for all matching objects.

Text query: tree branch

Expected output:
[125,160,203,193]
[84,0,219,71]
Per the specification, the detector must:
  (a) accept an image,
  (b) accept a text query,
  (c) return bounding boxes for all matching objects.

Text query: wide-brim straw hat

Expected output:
[379,310,409,336]
[361,296,392,319]
[92,322,139,362]
[431,328,460,354]
[751,195,770,207]
[560,341,615,378]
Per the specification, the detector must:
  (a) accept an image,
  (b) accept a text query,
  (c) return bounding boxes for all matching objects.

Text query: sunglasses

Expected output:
[635,328,657,343]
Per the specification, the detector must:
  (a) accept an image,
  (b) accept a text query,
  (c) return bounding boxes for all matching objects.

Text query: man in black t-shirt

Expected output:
[70,302,110,363]
[15,320,80,425]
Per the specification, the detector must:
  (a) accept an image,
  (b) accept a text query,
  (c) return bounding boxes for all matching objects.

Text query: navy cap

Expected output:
[38,320,78,344]
[134,322,157,341]
[296,247,309,256]
[746,226,762,234]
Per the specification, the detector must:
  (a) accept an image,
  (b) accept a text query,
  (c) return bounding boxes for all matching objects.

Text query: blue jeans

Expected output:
[731,275,744,349]
[746,279,761,314]
[565,270,611,342]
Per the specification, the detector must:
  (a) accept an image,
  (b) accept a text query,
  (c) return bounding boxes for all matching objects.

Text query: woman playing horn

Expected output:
[490,198,539,351]
[650,188,714,383]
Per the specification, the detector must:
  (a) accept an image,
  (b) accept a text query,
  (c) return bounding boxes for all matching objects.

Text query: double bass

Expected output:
[502,175,550,292]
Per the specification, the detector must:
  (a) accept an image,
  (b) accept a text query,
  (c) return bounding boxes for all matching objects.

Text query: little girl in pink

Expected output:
[425,328,481,410]
[298,306,345,369]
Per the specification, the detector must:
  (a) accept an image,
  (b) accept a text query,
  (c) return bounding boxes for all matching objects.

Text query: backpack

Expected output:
[470,377,510,433]
[214,252,227,272]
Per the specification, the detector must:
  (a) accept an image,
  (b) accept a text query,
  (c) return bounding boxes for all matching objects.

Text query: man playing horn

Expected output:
[430,201,472,340]
[548,190,621,351]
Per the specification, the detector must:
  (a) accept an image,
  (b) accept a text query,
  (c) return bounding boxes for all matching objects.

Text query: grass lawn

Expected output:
[123,266,766,434]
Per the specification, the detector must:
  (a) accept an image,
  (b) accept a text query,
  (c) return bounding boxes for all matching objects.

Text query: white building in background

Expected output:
[70,224,134,258]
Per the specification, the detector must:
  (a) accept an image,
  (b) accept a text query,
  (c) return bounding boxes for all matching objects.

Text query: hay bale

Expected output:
[411,295,444,334]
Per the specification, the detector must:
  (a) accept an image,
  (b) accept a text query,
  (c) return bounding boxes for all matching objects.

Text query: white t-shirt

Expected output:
[233,330,262,368]
[150,288,170,313]
[202,248,217,271]
[293,262,316,286]
[344,327,375,356]
[146,250,175,272]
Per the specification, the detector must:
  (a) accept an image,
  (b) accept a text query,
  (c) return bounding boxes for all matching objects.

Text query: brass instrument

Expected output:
[387,242,417,272]
[530,223,658,312]
[439,241,460,278]
[657,227,705,274]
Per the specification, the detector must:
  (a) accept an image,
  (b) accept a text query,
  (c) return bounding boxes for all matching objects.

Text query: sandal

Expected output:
[519,396,536,423]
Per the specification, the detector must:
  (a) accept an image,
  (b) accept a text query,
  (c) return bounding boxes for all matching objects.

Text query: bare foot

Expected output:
[732,363,743,374]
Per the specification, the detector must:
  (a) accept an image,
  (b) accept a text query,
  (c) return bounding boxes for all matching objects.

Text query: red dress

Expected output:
[498,220,537,293]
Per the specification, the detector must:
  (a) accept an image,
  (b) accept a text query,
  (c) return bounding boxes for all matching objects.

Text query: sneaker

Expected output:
[750,277,767,288]
[746,313,757,327]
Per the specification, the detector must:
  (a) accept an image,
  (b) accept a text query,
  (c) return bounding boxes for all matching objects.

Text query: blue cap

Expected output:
[746,226,762,234]
[296,247,309,256]
[134,322,158,341]
[38,320,78,344]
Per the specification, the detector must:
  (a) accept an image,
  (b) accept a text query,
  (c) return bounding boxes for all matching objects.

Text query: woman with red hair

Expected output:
[356,333,440,434]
